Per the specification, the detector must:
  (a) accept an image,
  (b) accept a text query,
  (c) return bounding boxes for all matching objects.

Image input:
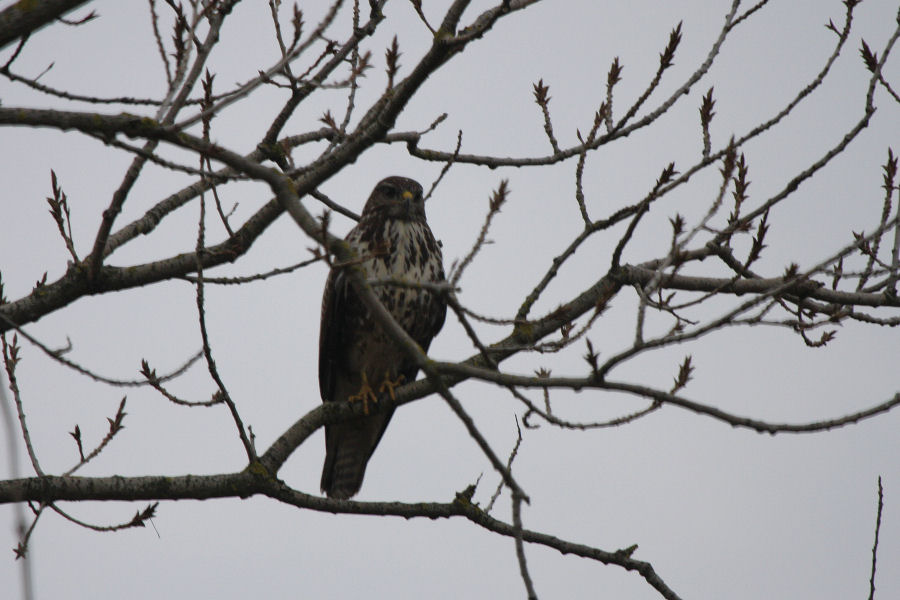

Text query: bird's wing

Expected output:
[318,268,348,403]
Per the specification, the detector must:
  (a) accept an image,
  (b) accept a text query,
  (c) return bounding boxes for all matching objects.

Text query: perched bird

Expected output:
[318,176,447,499]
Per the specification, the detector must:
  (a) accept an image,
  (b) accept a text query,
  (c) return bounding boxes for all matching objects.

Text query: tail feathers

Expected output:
[320,413,391,499]
[320,438,370,499]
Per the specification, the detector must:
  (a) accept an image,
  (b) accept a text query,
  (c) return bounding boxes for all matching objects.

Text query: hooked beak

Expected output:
[401,189,414,213]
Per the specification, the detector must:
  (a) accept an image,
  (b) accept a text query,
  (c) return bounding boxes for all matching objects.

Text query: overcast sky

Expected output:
[2,1,899,598]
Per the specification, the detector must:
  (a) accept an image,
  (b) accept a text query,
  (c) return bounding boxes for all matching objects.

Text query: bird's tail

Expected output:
[320,436,369,500]
[320,413,391,499]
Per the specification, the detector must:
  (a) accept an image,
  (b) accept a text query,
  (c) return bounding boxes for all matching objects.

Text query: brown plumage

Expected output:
[318,176,446,499]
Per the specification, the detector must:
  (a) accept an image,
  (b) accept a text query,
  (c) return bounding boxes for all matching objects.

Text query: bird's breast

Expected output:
[348,219,444,328]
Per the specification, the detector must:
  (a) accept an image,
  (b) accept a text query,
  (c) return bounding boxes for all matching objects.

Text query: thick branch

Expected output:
[0,470,681,600]
[0,199,283,334]
[0,0,93,50]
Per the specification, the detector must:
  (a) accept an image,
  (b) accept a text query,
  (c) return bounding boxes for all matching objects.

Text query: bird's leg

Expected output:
[378,372,405,402]
[347,372,379,415]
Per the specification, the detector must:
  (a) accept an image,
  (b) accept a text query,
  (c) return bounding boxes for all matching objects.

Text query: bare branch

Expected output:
[0,472,684,600]
[0,0,93,50]
[869,476,884,600]
[195,177,256,461]
[1,334,43,476]
[450,180,508,286]
[63,398,127,476]
[49,501,159,532]
[512,492,538,600]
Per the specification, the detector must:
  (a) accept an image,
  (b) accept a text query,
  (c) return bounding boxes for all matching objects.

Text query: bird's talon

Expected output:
[378,372,406,401]
[348,373,379,415]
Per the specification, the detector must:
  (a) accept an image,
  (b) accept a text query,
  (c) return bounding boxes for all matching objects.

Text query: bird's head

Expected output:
[362,176,426,221]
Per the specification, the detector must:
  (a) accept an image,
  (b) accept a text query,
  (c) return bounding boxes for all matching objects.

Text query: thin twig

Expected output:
[868,476,884,600]
[48,501,159,532]
[512,492,538,600]
[63,397,127,476]
[486,417,523,512]
[1,334,43,475]
[0,313,203,387]
[450,180,508,286]
[0,354,35,596]
[195,164,256,461]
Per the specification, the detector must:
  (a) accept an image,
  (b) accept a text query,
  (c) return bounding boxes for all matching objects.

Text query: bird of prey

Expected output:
[318,176,447,499]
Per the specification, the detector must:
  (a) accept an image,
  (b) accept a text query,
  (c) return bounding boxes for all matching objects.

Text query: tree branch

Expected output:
[0,0,94,50]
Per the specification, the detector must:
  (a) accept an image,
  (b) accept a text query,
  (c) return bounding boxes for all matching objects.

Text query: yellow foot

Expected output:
[348,372,379,415]
[378,372,406,402]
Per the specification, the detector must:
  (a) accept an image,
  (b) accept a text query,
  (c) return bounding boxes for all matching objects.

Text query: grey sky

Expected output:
[1,1,898,598]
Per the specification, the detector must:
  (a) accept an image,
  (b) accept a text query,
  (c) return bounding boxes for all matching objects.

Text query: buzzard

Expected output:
[318,176,447,499]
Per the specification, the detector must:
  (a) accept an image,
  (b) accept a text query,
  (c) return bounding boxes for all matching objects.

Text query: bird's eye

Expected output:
[379,184,398,198]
